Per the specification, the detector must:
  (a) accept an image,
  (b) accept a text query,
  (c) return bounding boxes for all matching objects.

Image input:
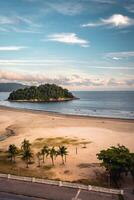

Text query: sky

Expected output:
[0,0,134,91]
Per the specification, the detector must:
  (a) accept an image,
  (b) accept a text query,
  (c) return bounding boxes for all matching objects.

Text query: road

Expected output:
[0,192,46,200]
[0,178,118,200]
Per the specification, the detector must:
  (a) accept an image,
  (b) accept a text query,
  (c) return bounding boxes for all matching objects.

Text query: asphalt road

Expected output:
[0,192,46,200]
[0,178,118,200]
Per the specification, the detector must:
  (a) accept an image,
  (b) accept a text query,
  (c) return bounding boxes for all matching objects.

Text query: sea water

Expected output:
[0,91,134,119]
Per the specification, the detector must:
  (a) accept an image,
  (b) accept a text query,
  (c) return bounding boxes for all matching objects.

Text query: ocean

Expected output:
[0,91,134,119]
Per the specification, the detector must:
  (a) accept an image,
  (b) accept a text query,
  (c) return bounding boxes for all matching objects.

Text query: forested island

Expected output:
[8,84,76,102]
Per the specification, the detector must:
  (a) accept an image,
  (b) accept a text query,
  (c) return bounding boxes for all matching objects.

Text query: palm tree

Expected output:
[36,151,42,167]
[49,147,56,166]
[8,144,18,163]
[21,139,31,151]
[58,146,68,165]
[22,149,33,168]
[41,145,49,163]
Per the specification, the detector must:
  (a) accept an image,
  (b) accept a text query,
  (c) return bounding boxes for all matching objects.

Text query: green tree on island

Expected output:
[8,144,18,163]
[97,144,134,185]
[8,84,75,101]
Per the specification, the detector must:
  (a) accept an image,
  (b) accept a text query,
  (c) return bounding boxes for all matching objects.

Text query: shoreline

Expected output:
[7,97,79,103]
[0,105,134,122]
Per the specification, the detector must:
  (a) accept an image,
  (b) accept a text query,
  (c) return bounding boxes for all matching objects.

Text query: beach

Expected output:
[0,106,134,184]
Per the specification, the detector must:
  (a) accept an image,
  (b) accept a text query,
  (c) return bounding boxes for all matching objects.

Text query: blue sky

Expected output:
[0,0,134,90]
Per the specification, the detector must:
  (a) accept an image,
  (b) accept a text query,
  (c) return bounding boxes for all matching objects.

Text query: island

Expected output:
[8,84,76,102]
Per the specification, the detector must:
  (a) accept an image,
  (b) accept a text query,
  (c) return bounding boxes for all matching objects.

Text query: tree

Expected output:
[130,153,134,180]
[97,145,134,185]
[41,145,49,163]
[49,147,56,166]
[8,84,74,101]
[8,144,18,163]
[22,149,33,168]
[21,139,33,168]
[21,139,31,151]
[58,146,68,164]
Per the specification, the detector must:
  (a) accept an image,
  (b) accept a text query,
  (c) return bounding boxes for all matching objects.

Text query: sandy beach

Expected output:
[0,106,134,183]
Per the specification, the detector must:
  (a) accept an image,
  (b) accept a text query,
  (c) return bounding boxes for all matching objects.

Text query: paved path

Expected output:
[0,178,118,200]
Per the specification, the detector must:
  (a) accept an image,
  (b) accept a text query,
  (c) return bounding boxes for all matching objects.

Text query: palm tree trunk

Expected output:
[51,157,54,166]
[43,154,44,163]
[62,156,64,165]
[26,160,29,168]
[38,158,41,167]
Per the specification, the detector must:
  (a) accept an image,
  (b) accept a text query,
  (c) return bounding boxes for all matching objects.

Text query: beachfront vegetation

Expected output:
[22,148,33,168]
[97,144,134,185]
[21,139,33,168]
[21,139,31,151]
[58,146,68,164]
[1,139,134,188]
[8,84,74,101]
[8,144,18,163]
[41,145,49,163]
[6,139,69,168]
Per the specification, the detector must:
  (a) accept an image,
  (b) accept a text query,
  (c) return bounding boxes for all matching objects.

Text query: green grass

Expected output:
[43,165,54,170]
[32,136,91,148]
[0,150,54,179]
[0,159,54,179]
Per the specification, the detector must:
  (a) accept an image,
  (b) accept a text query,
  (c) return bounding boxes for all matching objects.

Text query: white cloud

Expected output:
[0,15,37,26]
[0,70,133,89]
[112,57,121,60]
[102,14,133,27]
[0,59,133,70]
[0,59,89,65]
[82,22,102,27]
[0,46,27,51]
[82,14,134,28]
[44,0,116,16]
[46,33,89,47]
[46,2,85,16]
[125,4,134,13]
[93,0,115,3]
[0,16,17,24]
[16,16,40,27]
[0,15,41,33]
[106,51,134,60]
[11,27,41,34]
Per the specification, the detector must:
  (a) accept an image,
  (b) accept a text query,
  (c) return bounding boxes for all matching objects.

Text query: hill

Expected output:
[8,84,75,102]
[0,83,26,92]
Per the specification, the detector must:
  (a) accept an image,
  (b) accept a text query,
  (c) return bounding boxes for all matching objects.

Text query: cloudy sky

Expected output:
[0,0,134,90]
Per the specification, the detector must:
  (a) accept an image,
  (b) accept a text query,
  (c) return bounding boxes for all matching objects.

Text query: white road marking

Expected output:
[72,189,81,200]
